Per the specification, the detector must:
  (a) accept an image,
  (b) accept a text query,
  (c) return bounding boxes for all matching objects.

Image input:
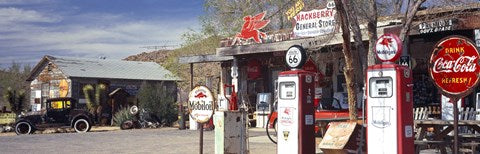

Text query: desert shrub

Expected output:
[113,107,133,126]
[137,82,177,126]
[3,87,27,115]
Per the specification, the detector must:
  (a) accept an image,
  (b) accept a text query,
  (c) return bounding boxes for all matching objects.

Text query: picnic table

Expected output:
[414,119,480,154]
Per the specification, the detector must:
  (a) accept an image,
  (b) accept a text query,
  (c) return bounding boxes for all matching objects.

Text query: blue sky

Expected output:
[0,0,204,68]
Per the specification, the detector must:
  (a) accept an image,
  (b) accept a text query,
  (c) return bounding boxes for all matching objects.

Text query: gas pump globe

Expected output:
[366,34,414,154]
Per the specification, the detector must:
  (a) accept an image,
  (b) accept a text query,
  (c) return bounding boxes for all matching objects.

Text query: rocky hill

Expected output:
[123,50,171,63]
[124,36,222,100]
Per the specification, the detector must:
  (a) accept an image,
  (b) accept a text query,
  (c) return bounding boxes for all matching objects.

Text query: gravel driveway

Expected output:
[0,127,277,154]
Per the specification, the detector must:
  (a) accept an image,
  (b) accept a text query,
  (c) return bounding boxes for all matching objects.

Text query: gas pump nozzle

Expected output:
[224,84,238,111]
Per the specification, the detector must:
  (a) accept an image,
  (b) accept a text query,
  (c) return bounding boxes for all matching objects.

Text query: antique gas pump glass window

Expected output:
[279,82,296,99]
[369,77,393,98]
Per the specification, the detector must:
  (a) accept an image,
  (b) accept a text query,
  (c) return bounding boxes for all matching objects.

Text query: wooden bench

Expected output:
[414,140,451,154]
[460,142,480,153]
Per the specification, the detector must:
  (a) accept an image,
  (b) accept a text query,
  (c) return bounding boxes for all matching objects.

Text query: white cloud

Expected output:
[0,4,202,68]
[0,12,200,67]
[0,0,50,5]
[0,7,60,25]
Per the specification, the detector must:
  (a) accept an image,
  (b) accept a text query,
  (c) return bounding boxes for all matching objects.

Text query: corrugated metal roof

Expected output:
[47,55,180,81]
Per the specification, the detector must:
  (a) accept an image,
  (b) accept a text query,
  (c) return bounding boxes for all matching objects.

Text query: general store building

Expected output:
[182,4,480,119]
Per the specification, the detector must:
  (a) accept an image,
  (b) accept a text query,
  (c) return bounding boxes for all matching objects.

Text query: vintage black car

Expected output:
[15,97,94,135]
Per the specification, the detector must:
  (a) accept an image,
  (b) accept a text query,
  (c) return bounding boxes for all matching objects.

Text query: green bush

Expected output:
[3,87,27,115]
[113,107,133,126]
[137,82,178,126]
[82,84,96,113]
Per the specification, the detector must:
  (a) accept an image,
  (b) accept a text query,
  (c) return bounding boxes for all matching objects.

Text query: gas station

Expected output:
[178,5,480,154]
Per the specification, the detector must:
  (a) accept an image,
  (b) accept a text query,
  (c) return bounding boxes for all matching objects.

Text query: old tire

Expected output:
[15,121,35,135]
[74,119,90,133]
[120,120,134,130]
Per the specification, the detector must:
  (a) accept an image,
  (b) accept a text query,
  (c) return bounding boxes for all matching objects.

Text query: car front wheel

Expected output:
[15,121,35,135]
[74,119,90,133]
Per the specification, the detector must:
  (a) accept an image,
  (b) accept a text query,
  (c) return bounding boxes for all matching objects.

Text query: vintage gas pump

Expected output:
[366,34,414,154]
[277,45,315,154]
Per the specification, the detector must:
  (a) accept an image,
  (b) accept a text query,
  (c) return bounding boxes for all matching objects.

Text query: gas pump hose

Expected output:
[266,108,277,144]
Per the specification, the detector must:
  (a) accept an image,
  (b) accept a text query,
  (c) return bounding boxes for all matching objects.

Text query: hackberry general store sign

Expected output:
[188,86,215,123]
[293,5,336,38]
[429,36,480,97]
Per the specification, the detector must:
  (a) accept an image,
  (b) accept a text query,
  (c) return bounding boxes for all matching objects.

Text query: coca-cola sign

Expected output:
[429,36,480,97]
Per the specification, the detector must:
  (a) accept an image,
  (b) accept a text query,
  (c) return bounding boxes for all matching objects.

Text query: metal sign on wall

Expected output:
[417,19,457,34]
[285,0,304,20]
[429,36,480,98]
[188,86,215,123]
[293,6,336,38]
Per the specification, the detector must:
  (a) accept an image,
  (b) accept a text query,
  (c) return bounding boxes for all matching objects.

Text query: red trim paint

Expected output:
[278,70,316,154]
[366,64,413,154]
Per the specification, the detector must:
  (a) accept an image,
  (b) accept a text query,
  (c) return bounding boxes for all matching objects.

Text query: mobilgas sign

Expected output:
[188,86,215,123]
[429,36,480,98]
[375,33,403,62]
[293,7,336,38]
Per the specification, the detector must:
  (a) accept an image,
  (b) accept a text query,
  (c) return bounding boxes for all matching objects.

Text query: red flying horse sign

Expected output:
[233,11,270,44]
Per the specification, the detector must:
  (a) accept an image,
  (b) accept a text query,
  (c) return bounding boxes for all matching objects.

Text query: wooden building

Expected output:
[26,55,180,112]
[181,4,480,114]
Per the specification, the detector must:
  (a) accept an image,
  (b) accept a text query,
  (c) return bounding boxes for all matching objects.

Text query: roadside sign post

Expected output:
[188,86,215,154]
[429,36,480,154]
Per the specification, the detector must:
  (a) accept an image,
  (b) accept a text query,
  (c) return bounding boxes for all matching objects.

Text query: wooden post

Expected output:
[449,97,459,154]
[190,63,194,90]
[190,63,203,154]
[452,98,459,154]
[199,122,203,154]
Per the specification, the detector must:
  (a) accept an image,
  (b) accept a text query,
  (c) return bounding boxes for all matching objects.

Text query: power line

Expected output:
[140,40,181,51]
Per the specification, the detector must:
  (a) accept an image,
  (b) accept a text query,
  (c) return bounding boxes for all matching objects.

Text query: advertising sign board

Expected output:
[285,45,307,69]
[429,36,480,97]
[188,86,215,123]
[375,33,403,62]
[293,8,336,37]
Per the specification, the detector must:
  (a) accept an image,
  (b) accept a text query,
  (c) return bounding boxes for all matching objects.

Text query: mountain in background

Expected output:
[124,50,171,63]
[124,36,222,101]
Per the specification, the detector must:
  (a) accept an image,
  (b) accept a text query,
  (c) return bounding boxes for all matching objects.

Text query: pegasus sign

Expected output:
[233,11,270,44]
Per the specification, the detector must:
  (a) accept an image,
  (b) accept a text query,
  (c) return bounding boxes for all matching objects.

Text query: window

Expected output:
[65,101,71,108]
[50,100,71,109]
[369,77,393,98]
[51,101,64,109]
[279,82,296,99]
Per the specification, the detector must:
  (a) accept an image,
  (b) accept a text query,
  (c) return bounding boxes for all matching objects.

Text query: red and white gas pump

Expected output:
[277,45,315,154]
[366,34,414,154]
